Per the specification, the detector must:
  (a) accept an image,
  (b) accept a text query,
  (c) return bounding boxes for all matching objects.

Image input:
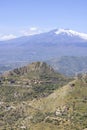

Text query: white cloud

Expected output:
[20,27,42,36]
[0,27,47,41]
[30,27,38,31]
[0,34,17,41]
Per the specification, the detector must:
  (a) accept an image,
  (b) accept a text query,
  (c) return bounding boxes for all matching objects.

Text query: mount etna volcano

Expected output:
[0,29,87,75]
[0,28,87,63]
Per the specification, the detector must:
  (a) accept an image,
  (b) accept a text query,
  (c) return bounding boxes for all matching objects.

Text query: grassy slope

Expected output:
[0,62,87,130]
[1,78,87,130]
[30,79,87,130]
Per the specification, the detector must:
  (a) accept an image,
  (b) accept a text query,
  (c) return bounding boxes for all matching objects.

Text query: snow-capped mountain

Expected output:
[0,28,87,64]
[55,29,87,40]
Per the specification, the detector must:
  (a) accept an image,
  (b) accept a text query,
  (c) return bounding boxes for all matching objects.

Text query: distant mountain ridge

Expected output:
[0,56,87,76]
[0,28,87,75]
[0,28,87,64]
[47,56,87,76]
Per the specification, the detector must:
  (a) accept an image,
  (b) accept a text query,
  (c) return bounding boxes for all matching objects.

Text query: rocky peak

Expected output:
[3,62,55,77]
[27,62,54,73]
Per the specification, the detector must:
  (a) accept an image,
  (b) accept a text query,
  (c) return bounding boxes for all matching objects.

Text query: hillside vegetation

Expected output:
[0,62,70,102]
[0,62,87,130]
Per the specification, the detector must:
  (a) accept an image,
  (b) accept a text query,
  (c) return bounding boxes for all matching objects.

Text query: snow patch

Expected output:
[55,29,87,40]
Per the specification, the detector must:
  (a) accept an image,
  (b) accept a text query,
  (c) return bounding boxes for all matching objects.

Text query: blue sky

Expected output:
[0,0,87,39]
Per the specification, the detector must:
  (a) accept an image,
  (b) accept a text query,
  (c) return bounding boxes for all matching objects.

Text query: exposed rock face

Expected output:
[26,62,54,74]
[2,62,55,77]
[55,105,69,116]
[77,73,87,83]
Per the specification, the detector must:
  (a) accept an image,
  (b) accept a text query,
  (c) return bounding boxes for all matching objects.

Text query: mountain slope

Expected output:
[0,72,87,129]
[0,56,87,76]
[26,75,87,130]
[47,56,87,76]
[0,62,71,102]
[0,29,87,64]
[0,62,87,129]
